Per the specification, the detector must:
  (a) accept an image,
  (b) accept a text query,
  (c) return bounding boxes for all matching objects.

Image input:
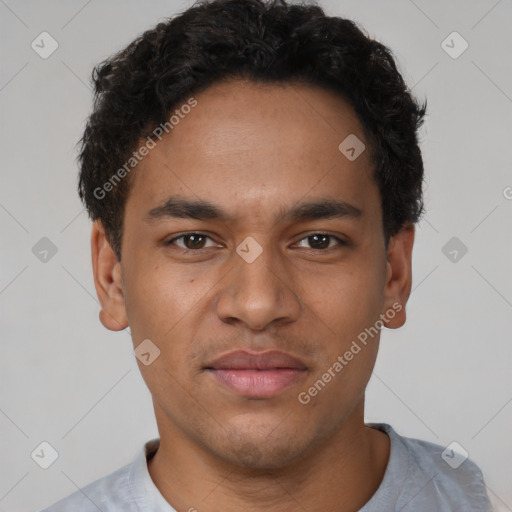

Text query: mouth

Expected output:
[204,350,308,399]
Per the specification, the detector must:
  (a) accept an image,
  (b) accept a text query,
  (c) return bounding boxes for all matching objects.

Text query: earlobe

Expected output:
[91,220,129,331]
[382,223,415,329]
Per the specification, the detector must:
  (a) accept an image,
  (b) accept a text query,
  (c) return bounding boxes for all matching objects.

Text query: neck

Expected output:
[147,401,390,512]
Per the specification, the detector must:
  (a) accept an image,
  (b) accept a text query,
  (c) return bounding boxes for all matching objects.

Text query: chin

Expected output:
[223,438,304,470]
[212,421,310,470]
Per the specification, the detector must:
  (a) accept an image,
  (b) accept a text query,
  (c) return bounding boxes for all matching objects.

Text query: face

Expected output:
[92,79,413,469]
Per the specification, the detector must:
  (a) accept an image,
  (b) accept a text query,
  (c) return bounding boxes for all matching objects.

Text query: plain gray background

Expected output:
[1,0,511,511]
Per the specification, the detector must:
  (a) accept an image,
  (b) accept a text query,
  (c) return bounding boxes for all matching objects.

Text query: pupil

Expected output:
[311,235,329,249]
[186,234,204,249]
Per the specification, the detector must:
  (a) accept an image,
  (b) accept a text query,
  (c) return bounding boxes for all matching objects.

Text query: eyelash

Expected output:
[165,232,348,252]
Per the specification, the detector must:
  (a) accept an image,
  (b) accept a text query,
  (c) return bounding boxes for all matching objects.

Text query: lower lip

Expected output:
[208,369,306,398]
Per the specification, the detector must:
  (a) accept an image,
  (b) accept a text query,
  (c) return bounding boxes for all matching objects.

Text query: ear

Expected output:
[382,223,415,329]
[91,220,128,331]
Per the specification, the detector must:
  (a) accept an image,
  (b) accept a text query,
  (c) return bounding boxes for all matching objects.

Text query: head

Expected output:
[83,0,426,469]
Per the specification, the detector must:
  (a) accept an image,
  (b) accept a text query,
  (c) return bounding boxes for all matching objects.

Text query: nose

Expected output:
[215,243,301,331]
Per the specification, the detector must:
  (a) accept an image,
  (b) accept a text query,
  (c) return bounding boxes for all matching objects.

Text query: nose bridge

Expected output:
[216,238,301,330]
[237,242,282,296]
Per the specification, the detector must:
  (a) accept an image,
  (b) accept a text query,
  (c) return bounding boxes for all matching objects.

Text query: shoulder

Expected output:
[380,424,492,511]
[37,462,134,512]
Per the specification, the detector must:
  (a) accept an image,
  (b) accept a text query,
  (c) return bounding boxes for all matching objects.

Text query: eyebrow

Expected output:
[144,196,363,224]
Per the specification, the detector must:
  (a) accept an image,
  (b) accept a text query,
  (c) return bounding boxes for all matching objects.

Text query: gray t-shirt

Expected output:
[38,423,492,511]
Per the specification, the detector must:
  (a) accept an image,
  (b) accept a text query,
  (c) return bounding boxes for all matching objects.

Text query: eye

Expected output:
[295,233,347,250]
[166,233,218,250]
[164,232,347,252]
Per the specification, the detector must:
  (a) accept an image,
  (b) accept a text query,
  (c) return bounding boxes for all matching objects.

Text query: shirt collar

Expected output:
[128,438,177,511]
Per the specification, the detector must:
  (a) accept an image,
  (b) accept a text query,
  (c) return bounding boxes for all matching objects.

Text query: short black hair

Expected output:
[78,0,427,261]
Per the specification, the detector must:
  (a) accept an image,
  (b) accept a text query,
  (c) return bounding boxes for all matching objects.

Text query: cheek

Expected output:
[123,261,213,340]
[303,259,386,339]
[305,271,383,402]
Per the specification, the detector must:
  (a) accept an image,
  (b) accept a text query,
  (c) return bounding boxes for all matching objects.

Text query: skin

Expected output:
[91,78,415,512]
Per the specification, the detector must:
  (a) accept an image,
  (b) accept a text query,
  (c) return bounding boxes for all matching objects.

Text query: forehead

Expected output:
[126,79,378,223]
[163,79,369,163]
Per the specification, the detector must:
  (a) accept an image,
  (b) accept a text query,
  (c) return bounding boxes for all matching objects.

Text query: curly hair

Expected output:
[78,0,427,262]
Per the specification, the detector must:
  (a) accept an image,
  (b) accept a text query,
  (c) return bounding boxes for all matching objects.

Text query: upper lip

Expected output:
[205,350,307,370]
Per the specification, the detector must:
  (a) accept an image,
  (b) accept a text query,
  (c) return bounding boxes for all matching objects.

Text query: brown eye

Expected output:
[167,233,215,250]
[296,233,346,250]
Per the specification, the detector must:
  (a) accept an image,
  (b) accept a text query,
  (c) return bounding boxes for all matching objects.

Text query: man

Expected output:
[40,0,492,510]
